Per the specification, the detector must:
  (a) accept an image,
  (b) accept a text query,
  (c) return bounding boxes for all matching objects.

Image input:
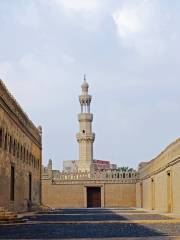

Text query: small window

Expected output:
[10,166,15,201]
[4,133,7,150]
[0,128,2,148]
[82,130,85,133]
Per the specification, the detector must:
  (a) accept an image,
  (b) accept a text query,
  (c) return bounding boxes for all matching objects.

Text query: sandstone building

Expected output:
[0,80,42,212]
[136,138,180,213]
[42,78,180,214]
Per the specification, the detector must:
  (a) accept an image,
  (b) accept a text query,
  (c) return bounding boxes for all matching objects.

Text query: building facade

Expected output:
[0,80,42,212]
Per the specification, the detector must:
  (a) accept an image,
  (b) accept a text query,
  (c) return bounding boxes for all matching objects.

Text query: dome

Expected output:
[81,80,89,89]
[81,76,89,91]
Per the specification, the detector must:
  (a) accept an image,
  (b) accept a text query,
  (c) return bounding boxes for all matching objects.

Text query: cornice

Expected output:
[139,138,180,172]
[0,79,41,146]
[139,157,180,181]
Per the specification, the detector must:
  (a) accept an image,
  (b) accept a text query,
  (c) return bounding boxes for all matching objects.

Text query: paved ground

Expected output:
[0,208,180,239]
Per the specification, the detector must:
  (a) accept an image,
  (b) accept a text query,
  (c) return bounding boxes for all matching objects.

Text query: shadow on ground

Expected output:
[0,208,178,239]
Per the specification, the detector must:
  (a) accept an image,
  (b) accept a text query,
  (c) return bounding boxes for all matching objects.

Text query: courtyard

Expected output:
[0,208,180,239]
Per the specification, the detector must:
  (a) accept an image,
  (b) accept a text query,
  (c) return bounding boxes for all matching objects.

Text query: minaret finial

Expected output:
[84,74,86,82]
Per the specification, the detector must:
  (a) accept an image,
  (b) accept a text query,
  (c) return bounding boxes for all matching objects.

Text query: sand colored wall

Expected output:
[0,80,42,212]
[42,180,136,208]
[104,183,136,207]
[136,182,142,208]
[137,138,180,214]
[42,180,84,208]
[141,178,151,210]
[172,162,180,213]
[154,171,168,212]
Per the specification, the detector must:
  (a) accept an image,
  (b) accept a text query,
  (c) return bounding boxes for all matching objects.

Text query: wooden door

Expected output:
[87,187,101,208]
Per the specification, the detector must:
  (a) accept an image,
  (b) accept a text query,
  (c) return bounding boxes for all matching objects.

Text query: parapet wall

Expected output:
[42,169,138,208]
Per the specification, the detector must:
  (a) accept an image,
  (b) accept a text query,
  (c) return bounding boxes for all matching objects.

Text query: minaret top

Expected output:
[79,75,92,113]
[81,75,89,93]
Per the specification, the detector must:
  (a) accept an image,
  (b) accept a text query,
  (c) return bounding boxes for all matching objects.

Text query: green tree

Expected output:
[117,166,134,172]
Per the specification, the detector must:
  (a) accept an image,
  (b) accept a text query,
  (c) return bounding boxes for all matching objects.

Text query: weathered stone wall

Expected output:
[136,138,180,214]
[0,80,42,212]
[104,183,136,207]
[42,180,136,208]
[42,180,84,208]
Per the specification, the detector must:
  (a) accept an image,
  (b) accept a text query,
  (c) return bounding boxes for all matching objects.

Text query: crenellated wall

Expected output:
[42,166,138,208]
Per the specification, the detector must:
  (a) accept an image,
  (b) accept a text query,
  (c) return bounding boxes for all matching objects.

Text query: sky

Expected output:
[0,0,180,170]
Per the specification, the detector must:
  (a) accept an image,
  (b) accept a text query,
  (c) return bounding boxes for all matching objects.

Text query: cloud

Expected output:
[50,0,105,31]
[53,0,102,13]
[112,0,176,57]
[113,2,144,38]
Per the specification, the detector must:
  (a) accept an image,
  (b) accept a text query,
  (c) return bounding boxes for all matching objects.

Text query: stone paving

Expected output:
[0,208,180,239]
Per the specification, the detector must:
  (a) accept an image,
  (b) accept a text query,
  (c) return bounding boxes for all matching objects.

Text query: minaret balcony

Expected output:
[76,132,95,143]
[78,113,93,122]
[79,95,92,104]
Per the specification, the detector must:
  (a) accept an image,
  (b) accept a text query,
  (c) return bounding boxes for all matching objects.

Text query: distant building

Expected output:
[92,160,117,171]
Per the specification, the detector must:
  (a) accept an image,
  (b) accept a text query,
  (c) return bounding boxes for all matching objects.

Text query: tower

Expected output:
[76,76,95,172]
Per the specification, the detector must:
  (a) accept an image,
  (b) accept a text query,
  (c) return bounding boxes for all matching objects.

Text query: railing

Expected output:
[43,170,139,184]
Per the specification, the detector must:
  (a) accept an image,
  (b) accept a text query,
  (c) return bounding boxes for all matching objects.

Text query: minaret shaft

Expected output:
[76,78,95,172]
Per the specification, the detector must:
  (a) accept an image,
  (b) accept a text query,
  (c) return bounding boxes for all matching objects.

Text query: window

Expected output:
[26,150,29,164]
[0,128,3,148]
[17,143,20,158]
[29,173,32,202]
[13,139,16,156]
[83,130,85,133]
[4,133,7,150]
[23,147,26,162]
[20,145,23,160]
[10,166,15,201]
[9,136,12,153]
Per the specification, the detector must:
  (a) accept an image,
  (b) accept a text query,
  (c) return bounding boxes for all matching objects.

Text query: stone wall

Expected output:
[42,179,136,208]
[42,165,138,208]
[0,80,42,212]
[136,138,180,214]
[104,183,136,207]
[42,180,84,208]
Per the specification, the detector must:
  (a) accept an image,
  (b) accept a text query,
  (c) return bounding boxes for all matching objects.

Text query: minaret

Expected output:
[76,76,95,172]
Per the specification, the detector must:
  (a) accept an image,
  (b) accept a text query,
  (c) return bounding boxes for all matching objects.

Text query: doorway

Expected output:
[140,182,143,208]
[167,171,173,213]
[87,187,101,208]
[151,178,155,210]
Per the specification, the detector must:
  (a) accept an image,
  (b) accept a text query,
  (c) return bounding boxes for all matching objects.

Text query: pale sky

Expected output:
[0,0,180,170]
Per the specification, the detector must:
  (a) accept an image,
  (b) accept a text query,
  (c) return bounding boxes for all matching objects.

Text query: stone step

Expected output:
[0,207,19,223]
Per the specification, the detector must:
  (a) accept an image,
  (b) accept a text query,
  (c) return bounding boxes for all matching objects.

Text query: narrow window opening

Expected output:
[10,166,15,201]
[0,128,3,148]
[29,173,32,202]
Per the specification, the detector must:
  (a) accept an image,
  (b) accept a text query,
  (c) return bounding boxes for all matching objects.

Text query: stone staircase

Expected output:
[0,207,25,224]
